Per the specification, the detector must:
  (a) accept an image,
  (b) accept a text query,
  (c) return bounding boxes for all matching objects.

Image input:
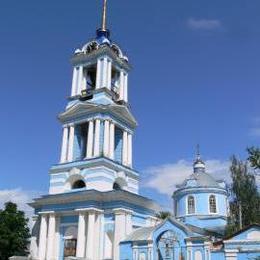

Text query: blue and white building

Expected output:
[29,2,260,260]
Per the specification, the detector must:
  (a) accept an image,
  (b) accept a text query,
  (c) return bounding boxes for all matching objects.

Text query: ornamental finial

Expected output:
[101,0,108,31]
[196,144,201,160]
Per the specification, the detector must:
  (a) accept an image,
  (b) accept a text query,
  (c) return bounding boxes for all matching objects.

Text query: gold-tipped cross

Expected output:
[101,0,108,31]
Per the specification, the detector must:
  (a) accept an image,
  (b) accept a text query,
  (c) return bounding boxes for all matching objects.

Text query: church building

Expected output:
[29,1,260,260]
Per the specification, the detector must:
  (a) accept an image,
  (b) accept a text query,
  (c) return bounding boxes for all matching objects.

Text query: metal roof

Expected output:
[124,226,157,242]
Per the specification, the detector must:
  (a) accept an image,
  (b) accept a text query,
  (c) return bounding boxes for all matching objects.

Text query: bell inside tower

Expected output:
[84,65,97,92]
[111,66,120,96]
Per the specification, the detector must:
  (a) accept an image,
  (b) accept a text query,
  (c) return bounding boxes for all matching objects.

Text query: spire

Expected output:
[193,144,206,174]
[97,0,110,39]
[101,0,108,31]
[196,144,201,161]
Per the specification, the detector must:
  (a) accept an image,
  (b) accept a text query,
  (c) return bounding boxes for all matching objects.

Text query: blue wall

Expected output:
[120,242,133,260]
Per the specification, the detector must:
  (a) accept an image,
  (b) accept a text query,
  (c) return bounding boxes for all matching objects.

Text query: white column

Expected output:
[126,213,133,236]
[54,216,60,259]
[98,213,105,260]
[30,216,39,259]
[86,211,96,260]
[46,213,56,260]
[119,71,125,100]
[122,131,128,165]
[102,58,108,88]
[96,59,102,89]
[93,119,101,157]
[67,125,75,162]
[94,212,104,260]
[86,120,94,158]
[113,209,133,260]
[76,211,86,257]
[148,243,153,260]
[71,67,78,96]
[103,120,110,157]
[38,214,48,260]
[107,59,112,90]
[60,126,69,163]
[76,66,83,95]
[123,73,128,102]
[127,133,133,167]
[109,122,115,160]
[82,68,87,91]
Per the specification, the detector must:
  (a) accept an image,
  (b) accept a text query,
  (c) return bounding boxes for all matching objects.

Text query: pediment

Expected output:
[58,101,137,128]
[225,225,260,241]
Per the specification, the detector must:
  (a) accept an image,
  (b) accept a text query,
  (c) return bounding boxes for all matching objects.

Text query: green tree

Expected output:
[226,156,260,235]
[155,211,172,220]
[0,202,30,260]
[247,146,260,169]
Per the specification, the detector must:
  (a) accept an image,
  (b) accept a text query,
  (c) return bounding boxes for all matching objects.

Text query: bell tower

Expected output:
[49,1,138,195]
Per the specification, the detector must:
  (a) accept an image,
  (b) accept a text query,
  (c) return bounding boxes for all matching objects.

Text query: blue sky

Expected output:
[0,0,259,210]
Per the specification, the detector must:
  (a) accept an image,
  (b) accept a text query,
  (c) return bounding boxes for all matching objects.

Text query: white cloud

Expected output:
[249,117,260,137]
[249,128,260,137]
[0,189,41,228]
[187,18,222,30]
[143,159,230,196]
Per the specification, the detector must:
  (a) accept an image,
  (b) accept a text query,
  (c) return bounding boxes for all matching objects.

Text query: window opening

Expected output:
[113,182,122,190]
[111,67,120,95]
[209,195,217,213]
[187,196,195,214]
[72,180,86,189]
[86,65,97,91]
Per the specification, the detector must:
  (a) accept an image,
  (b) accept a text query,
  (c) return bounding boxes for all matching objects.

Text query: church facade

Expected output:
[29,3,260,260]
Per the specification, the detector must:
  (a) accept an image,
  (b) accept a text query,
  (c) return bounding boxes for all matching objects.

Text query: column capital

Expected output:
[38,211,55,216]
[113,208,133,215]
[75,207,104,214]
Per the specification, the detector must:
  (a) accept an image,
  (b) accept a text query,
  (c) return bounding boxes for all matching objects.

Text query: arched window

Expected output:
[72,180,86,190]
[187,196,195,214]
[209,195,217,213]
[113,182,122,190]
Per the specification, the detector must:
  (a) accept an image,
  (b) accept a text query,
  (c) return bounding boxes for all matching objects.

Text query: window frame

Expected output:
[186,195,196,215]
[209,194,217,214]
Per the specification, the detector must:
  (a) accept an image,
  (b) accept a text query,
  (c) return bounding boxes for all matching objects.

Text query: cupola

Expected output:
[193,146,206,174]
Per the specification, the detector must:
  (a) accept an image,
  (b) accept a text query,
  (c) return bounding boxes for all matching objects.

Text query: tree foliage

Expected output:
[247,146,260,169]
[226,156,260,235]
[0,202,30,260]
[155,211,172,220]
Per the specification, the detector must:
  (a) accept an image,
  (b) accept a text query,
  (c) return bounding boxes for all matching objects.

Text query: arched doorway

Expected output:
[157,230,180,260]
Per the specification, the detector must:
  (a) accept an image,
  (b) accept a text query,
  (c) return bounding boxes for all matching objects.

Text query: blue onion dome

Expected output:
[74,29,129,63]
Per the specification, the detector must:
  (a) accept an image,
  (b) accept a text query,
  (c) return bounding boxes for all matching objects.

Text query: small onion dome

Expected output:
[193,157,206,174]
